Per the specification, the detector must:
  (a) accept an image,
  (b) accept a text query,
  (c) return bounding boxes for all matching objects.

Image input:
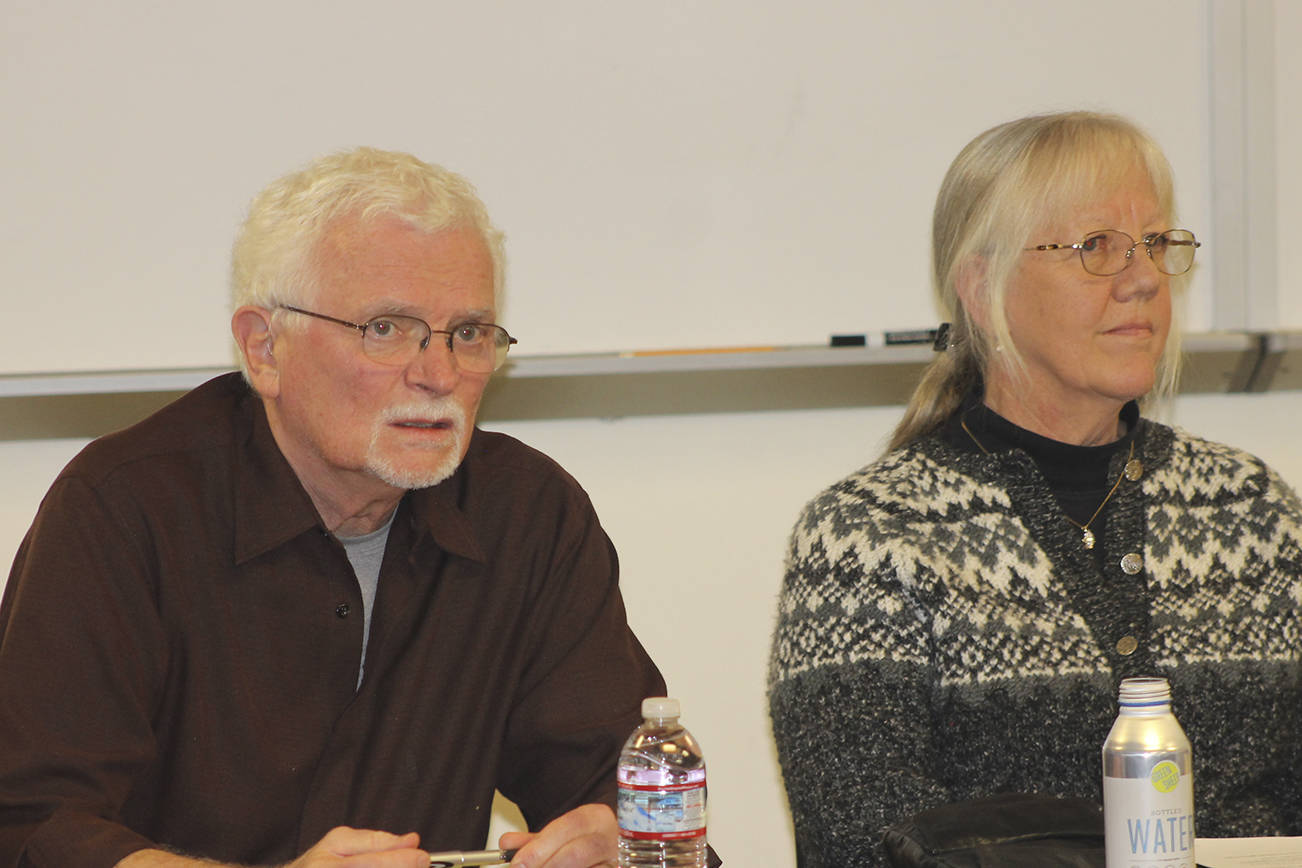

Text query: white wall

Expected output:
[5,391,1302,864]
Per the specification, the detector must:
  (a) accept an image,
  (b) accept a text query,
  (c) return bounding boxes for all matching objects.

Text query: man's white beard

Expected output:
[365,399,468,490]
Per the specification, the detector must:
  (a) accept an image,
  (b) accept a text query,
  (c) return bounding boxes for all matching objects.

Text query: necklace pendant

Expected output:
[1081,527,1096,550]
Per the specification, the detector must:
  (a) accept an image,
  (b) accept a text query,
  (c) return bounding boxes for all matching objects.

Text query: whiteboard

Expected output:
[1276,1,1302,327]
[1,0,1221,375]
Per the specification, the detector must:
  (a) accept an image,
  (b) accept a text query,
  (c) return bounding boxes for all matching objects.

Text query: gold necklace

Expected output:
[959,415,1137,550]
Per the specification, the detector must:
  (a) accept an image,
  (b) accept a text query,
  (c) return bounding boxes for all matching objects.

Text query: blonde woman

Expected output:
[768,111,1302,867]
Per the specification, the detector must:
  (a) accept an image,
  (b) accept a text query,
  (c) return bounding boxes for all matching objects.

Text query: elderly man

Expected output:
[0,148,664,867]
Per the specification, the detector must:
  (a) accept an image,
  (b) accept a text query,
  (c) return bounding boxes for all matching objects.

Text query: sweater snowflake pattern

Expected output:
[768,420,1302,867]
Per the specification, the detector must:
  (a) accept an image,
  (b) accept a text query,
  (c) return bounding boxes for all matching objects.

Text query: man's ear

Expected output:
[231,306,280,398]
[954,254,991,333]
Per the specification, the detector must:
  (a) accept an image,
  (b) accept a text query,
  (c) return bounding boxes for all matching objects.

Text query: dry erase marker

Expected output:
[828,334,886,348]
[428,848,517,867]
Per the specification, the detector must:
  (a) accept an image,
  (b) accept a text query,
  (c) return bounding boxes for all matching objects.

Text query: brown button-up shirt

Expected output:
[0,373,664,866]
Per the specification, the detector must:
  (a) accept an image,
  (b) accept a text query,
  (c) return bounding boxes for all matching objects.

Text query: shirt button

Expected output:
[1120,553,1144,575]
[335,603,351,618]
[1116,635,1139,656]
[1124,458,1144,482]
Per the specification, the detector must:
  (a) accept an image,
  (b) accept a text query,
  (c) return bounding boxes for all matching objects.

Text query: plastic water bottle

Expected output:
[616,697,707,867]
[1103,677,1195,868]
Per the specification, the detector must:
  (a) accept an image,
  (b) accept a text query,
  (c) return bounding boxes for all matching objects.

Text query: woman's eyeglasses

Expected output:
[1027,229,1200,276]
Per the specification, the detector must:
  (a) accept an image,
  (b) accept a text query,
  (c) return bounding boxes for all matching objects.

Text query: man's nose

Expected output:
[404,333,460,393]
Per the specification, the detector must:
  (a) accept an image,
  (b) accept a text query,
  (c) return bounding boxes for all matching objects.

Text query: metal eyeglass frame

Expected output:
[278,305,517,372]
[1026,229,1201,276]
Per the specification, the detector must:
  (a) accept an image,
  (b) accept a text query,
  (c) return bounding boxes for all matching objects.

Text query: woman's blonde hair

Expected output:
[888,111,1187,451]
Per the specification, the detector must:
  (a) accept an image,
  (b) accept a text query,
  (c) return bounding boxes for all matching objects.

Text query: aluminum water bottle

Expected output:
[1103,677,1195,868]
[617,697,707,867]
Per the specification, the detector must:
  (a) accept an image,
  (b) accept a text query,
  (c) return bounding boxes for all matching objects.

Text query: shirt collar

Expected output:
[232,389,324,564]
[230,386,487,567]
[402,448,488,566]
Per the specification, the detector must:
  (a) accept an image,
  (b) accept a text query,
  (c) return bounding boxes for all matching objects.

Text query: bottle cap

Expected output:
[642,696,680,719]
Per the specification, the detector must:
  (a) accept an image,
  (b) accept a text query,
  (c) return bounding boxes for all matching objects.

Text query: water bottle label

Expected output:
[1103,769,1195,868]
[617,781,707,840]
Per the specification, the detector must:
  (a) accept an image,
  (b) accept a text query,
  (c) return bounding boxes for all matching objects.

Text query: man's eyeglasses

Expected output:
[278,306,517,373]
[1027,228,1200,277]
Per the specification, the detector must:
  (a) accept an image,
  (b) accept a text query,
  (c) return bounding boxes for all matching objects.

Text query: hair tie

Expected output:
[932,323,951,352]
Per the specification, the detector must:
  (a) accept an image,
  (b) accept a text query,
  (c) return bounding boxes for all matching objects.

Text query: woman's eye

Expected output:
[1080,234,1109,253]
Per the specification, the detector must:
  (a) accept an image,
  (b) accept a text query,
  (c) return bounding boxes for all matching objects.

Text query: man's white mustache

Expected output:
[379,400,466,428]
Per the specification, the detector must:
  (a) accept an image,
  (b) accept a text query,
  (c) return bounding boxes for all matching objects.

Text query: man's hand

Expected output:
[498,804,617,868]
[288,827,429,867]
[116,827,428,867]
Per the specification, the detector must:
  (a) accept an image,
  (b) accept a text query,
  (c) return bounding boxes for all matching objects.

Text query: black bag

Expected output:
[882,792,1105,868]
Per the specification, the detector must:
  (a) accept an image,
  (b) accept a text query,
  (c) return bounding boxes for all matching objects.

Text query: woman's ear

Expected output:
[231,306,280,398]
[954,254,991,333]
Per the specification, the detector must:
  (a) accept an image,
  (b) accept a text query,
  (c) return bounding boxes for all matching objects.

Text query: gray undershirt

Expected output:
[337,510,396,688]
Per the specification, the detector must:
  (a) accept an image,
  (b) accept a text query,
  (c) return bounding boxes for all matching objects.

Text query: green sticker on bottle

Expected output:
[1150,760,1180,793]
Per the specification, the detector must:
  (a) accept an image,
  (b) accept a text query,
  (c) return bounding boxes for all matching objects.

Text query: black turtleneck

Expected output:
[940,394,1141,565]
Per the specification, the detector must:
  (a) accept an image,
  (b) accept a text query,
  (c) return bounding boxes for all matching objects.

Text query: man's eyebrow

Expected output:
[365,300,497,323]
[364,298,417,317]
[449,309,498,324]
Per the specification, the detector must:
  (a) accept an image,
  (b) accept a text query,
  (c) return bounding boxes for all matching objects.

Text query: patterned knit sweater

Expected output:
[767,418,1302,867]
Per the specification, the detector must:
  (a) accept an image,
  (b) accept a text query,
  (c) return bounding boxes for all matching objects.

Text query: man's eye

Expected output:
[369,318,402,339]
[454,324,485,343]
